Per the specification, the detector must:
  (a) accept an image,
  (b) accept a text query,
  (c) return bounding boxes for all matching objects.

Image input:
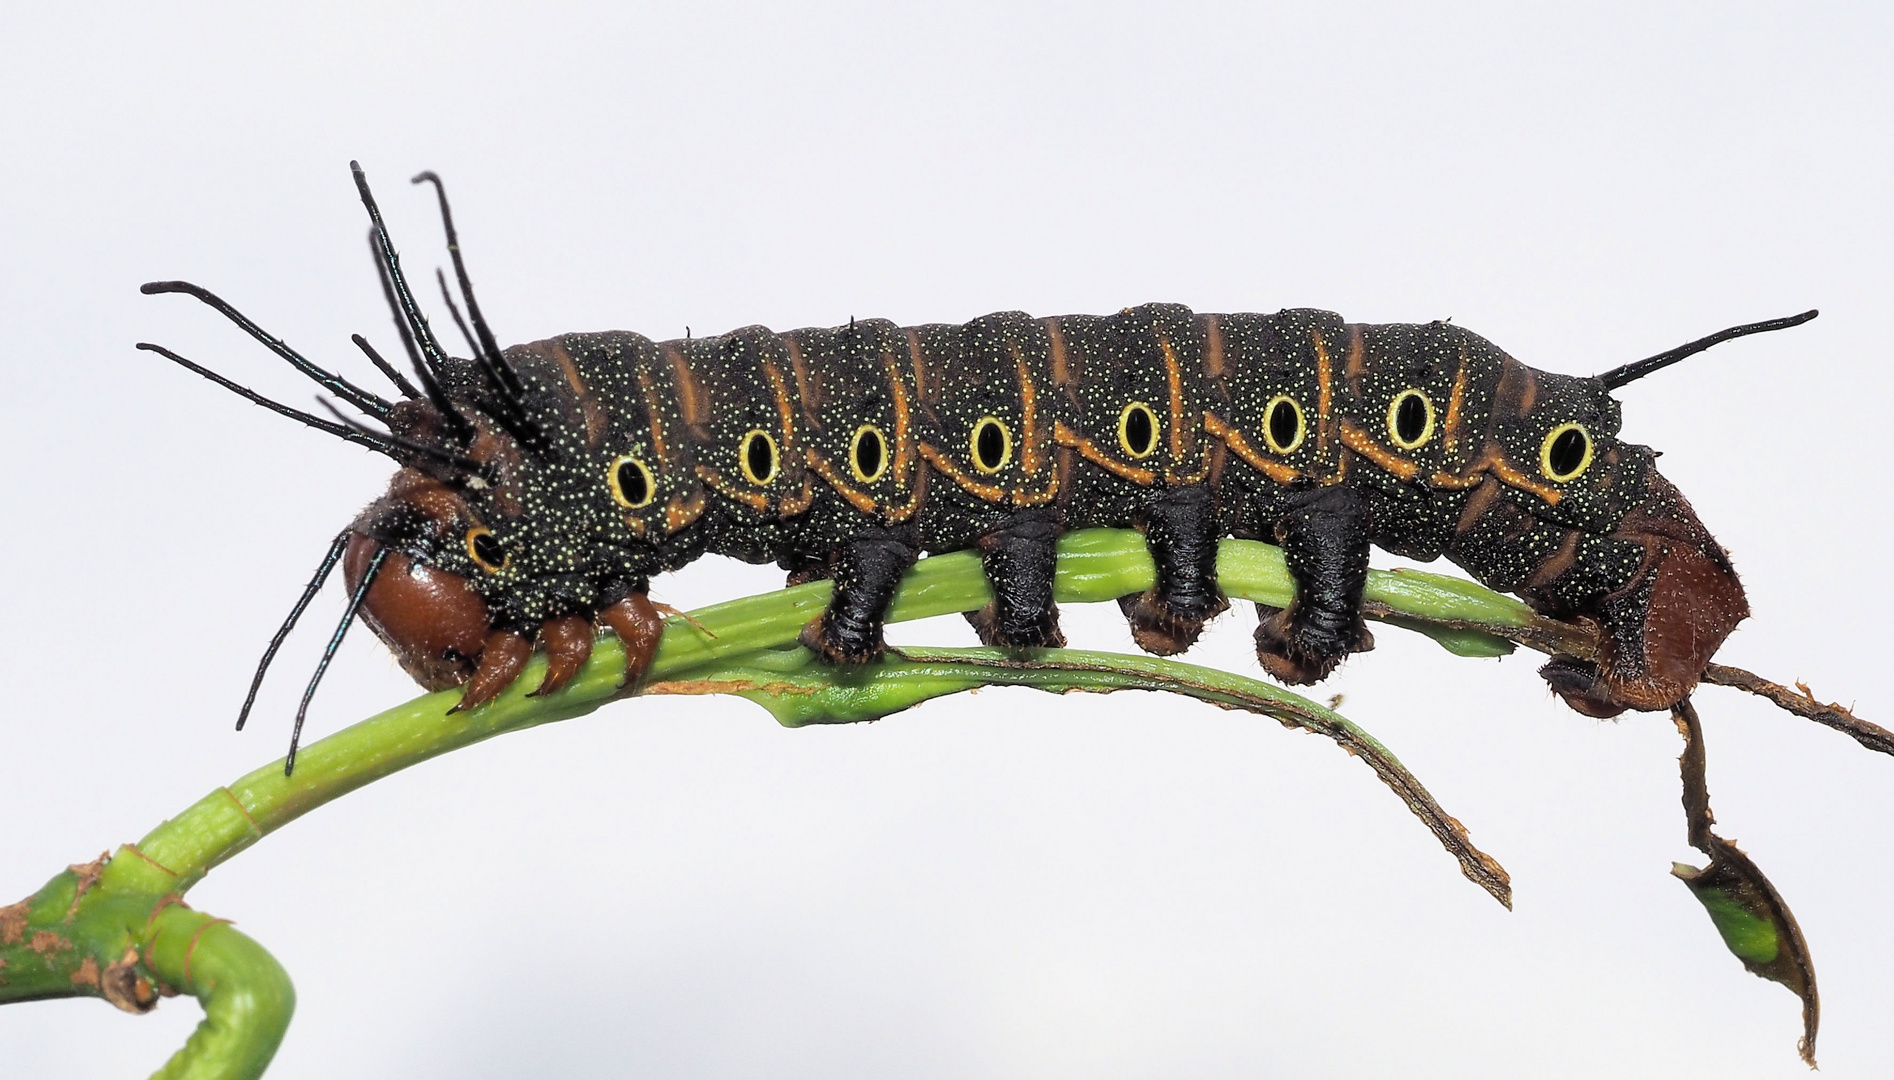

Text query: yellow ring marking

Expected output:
[738,429,780,486]
[464,527,508,574]
[849,424,890,484]
[1538,422,1594,482]
[970,416,1013,474]
[607,455,657,510]
[1261,394,1306,455]
[1117,401,1159,459]
[1386,388,1436,450]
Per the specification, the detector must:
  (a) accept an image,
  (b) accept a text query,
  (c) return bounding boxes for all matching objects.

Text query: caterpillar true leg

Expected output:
[599,592,666,689]
[453,631,533,712]
[531,615,595,697]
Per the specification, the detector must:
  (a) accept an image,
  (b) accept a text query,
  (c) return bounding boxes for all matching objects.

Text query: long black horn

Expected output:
[410,171,548,453]
[352,162,460,394]
[412,171,524,400]
[350,332,423,402]
[313,398,493,479]
[1598,310,1819,390]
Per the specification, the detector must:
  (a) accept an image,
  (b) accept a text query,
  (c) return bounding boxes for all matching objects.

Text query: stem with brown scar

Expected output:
[0,527,1875,1077]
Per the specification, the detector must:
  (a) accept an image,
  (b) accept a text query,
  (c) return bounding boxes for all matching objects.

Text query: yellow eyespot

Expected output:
[850,424,889,483]
[607,455,657,509]
[739,429,780,486]
[1387,389,1435,450]
[1261,395,1306,455]
[465,527,508,574]
[1117,401,1159,459]
[970,416,1012,474]
[1539,422,1594,482]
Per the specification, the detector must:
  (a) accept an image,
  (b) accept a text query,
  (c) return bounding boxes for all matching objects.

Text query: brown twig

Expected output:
[1702,664,1894,758]
[1672,699,1821,1067]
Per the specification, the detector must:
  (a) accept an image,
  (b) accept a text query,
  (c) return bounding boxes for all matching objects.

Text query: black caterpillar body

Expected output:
[141,166,1805,766]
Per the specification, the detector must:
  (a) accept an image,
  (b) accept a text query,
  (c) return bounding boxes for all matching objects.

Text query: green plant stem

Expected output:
[646,643,1511,904]
[1,528,1555,1079]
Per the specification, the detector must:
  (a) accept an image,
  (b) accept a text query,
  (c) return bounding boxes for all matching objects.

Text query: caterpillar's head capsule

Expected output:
[343,469,496,691]
[343,532,490,692]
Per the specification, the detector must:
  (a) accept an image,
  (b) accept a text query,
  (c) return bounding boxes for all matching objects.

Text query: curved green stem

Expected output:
[2,528,1557,1079]
[145,905,296,1080]
[647,643,1511,904]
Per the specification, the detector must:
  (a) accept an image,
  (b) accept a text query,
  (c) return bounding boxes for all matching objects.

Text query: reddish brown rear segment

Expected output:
[1537,474,1748,717]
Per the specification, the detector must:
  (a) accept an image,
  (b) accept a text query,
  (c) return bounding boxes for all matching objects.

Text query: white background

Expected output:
[2,3,1889,1077]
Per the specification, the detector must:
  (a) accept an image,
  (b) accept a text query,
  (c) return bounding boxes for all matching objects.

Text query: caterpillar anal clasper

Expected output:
[142,165,1818,767]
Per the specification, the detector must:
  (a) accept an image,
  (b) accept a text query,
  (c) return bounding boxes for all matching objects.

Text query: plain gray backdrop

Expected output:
[2,2,1889,1077]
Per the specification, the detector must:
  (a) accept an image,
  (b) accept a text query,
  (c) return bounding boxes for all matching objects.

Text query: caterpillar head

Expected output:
[344,469,494,691]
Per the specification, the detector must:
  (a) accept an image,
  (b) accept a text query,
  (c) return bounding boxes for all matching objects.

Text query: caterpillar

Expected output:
[138,163,1815,770]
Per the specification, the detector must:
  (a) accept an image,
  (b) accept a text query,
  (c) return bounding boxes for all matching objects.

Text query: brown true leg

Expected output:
[453,630,534,712]
[532,615,595,697]
[599,592,666,689]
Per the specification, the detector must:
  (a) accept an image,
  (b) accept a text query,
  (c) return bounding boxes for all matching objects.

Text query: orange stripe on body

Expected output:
[905,327,932,405]
[695,466,772,513]
[1442,342,1469,460]
[1484,450,1563,504]
[1012,468,1061,506]
[1203,413,1299,484]
[1013,344,1043,476]
[636,371,672,465]
[1313,329,1333,457]
[1159,336,1187,461]
[1338,421,1421,481]
[1428,469,1486,490]
[1527,529,1583,587]
[663,489,706,533]
[1054,420,1157,485]
[762,361,798,455]
[1046,317,1073,387]
[885,463,927,523]
[1435,446,1565,505]
[779,474,816,515]
[546,340,606,448]
[807,450,880,514]
[919,443,1008,502]
[664,344,707,428]
[882,353,915,490]
[1342,325,1366,393]
[1203,315,1226,380]
[783,336,821,428]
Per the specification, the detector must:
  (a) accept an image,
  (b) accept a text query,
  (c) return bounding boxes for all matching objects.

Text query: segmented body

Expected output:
[141,167,1777,766]
[356,303,1739,719]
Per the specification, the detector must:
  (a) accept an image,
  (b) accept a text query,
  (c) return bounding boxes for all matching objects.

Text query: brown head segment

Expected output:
[343,469,494,691]
[344,535,490,692]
